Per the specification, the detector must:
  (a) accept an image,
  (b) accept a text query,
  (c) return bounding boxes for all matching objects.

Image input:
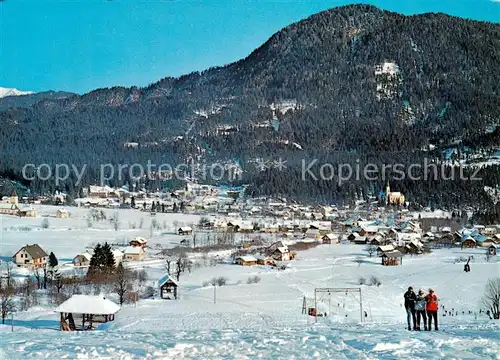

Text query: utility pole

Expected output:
[11,312,13,332]
[213,284,216,304]
[359,288,363,323]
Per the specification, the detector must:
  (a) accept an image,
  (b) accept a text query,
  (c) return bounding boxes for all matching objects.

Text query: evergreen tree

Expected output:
[88,243,103,276]
[48,252,58,268]
[102,242,116,271]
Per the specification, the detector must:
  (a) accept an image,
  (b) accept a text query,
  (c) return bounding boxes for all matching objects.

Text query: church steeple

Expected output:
[10,188,19,207]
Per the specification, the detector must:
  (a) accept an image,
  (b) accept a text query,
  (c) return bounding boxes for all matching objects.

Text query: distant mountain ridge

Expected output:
[0,87,33,98]
[1,4,499,206]
[0,90,76,111]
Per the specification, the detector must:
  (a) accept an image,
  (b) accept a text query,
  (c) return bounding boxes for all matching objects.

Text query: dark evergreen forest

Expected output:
[1,5,499,210]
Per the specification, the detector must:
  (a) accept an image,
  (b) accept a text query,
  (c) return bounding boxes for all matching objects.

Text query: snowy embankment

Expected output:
[0,322,498,359]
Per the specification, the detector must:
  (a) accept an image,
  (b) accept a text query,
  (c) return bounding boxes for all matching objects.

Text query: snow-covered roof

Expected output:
[74,252,92,261]
[377,245,395,252]
[275,247,289,254]
[409,240,424,248]
[179,226,192,232]
[462,236,476,243]
[55,295,120,315]
[236,255,257,262]
[131,236,148,244]
[323,233,337,240]
[382,250,404,258]
[238,221,254,230]
[124,246,143,255]
[157,273,178,288]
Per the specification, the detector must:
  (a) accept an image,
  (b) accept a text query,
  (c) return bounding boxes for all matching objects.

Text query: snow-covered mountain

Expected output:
[0,87,33,98]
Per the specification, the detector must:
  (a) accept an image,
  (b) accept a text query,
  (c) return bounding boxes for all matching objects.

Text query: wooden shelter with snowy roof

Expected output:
[381,251,404,266]
[55,295,120,331]
[158,274,178,300]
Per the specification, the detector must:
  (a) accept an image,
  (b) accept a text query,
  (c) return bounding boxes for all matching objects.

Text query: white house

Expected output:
[112,249,123,265]
[123,246,145,261]
[56,209,70,218]
[178,227,193,235]
[12,244,48,269]
[73,252,92,267]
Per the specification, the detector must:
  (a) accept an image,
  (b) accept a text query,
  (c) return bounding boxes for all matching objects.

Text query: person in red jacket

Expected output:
[425,288,439,331]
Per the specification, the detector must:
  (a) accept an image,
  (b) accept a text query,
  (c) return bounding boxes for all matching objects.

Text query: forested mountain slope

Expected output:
[1,4,499,206]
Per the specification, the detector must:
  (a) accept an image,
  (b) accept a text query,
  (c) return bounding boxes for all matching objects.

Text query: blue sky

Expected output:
[1,0,499,94]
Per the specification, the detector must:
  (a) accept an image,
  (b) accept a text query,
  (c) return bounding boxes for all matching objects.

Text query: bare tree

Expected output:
[485,249,492,263]
[136,269,147,285]
[52,268,66,293]
[3,262,13,289]
[185,259,193,274]
[0,283,15,324]
[211,276,227,286]
[43,266,48,290]
[111,211,119,231]
[33,268,42,289]
[175,253,188,281]
[19,276,38,311]
[114,263,132,305]
[163,251,173,275]
[481,277,500,320]
[41,218,50,229]
[365,244,376,257]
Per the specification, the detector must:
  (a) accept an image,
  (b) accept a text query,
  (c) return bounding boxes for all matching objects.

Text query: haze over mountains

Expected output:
[1,4,499,208]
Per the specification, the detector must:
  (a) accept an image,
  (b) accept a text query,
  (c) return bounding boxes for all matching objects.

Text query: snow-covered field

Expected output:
[0,206,499,359]
[0,205,201,261]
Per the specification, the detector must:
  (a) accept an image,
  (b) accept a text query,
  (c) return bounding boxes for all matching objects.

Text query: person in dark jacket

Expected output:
[404,286,417,330]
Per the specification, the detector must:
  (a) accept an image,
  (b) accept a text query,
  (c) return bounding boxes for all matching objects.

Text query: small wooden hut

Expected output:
[381,251,404,266]
[55,295,120,331]
[235,255,258,266]
[158,274,179,300]
[322,233,338,244]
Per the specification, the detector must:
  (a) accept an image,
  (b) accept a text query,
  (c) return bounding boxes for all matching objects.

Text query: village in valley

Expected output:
[0,180,499,357]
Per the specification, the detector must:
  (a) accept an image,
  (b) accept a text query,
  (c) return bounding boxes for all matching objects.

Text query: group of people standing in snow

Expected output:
[404,287,439,331]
